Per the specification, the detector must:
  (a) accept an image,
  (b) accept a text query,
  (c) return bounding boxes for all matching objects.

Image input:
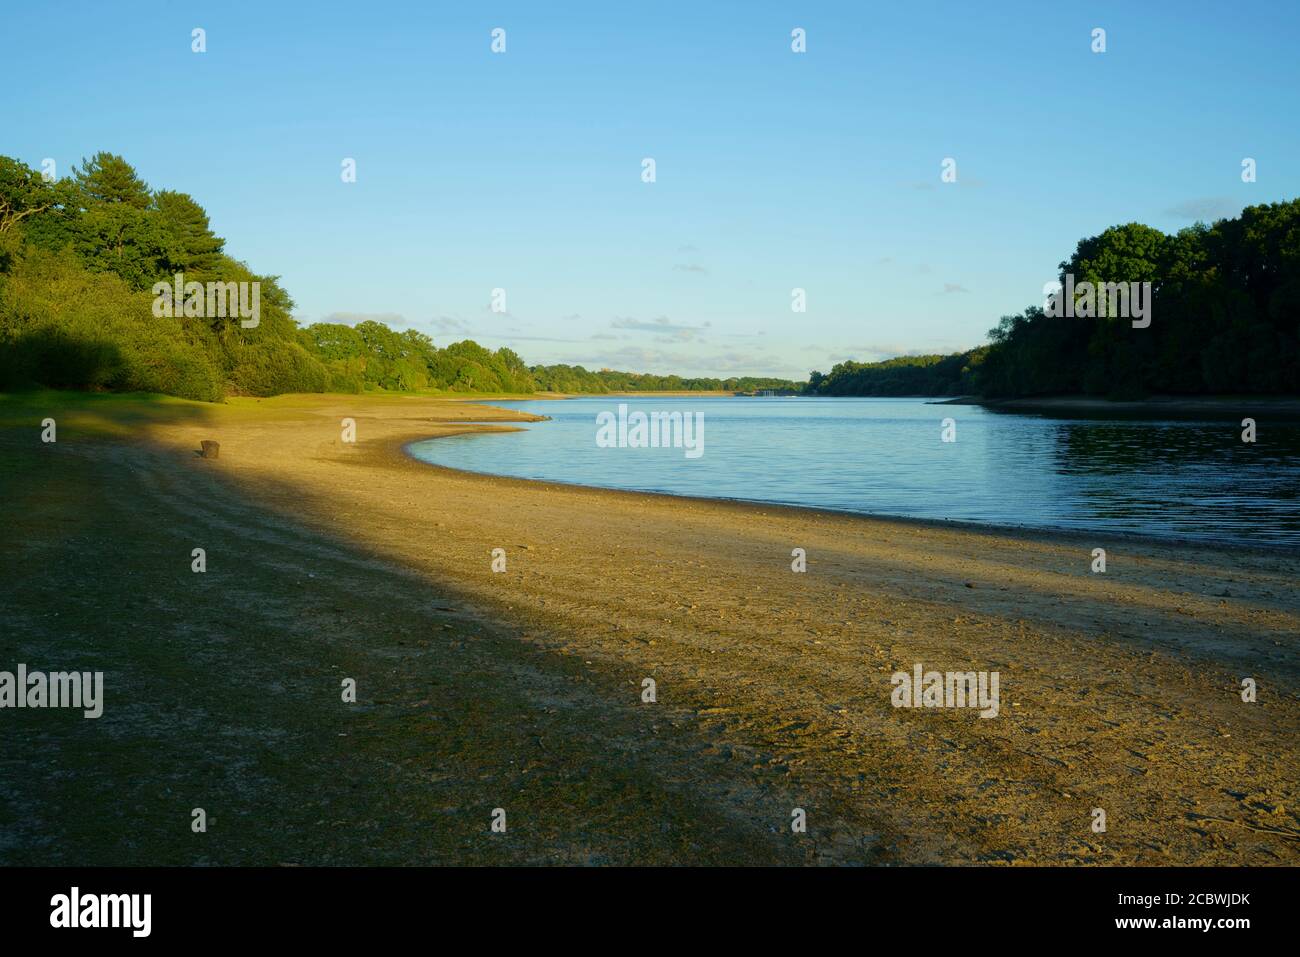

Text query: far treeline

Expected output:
[810,199,1300,398]
[2,153,1296,402]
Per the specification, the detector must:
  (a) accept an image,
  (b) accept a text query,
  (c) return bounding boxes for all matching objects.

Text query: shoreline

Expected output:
[937,393,1300,420]
[3,391,1297,865]
[399,434,1297,558]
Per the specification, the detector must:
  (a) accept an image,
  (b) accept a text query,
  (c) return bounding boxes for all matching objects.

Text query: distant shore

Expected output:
[936,393,1300,419]
[454,390,1300,417]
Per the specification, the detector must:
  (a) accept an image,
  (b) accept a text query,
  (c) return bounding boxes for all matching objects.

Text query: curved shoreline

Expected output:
[397,414,1298,558]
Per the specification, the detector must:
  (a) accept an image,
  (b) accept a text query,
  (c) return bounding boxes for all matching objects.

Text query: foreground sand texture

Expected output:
[2,392,1297,865]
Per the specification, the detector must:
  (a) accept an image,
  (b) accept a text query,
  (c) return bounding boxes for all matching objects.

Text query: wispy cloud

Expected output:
[494,334,584,343]
[429,315,469,334]
[1162,196,1240,222]
[611,315,710,342]
[819,340,974,364]
[566,345,799,378]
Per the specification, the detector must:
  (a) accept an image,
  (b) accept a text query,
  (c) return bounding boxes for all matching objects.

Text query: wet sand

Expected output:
[2,391,1296,865]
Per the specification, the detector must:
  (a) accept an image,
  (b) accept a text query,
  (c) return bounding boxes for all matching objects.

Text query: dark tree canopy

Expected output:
[72,152,151,208]
[155,190,225,273]
[811,201,1300,399]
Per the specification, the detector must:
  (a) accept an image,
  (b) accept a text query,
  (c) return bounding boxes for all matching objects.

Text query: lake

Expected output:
[407,396,1300,548]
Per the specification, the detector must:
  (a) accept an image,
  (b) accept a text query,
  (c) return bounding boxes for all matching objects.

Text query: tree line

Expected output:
[808,200,1300,398]
[0,153,799,399]
[4,153,1295,402]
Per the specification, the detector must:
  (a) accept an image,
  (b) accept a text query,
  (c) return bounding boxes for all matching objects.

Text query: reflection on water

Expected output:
[408,397,1300,547]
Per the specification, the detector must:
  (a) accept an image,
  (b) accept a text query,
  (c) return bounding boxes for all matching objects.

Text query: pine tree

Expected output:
[155,190,225,273]
[72,152,151,208]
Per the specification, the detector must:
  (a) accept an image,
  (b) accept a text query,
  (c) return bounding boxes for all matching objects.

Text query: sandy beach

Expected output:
[1,391,1297,865]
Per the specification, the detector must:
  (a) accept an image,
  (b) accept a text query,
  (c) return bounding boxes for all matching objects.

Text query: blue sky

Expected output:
[4,0,1298,379]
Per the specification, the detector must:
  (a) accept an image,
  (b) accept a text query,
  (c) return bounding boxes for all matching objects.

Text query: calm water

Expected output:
[407,397,1300,548]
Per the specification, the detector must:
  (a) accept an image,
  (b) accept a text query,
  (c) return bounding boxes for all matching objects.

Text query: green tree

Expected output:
[155,190,225,273]
[72,152,152,208]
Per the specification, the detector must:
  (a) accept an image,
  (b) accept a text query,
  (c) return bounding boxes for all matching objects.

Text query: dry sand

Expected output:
[2,392,1296,865]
